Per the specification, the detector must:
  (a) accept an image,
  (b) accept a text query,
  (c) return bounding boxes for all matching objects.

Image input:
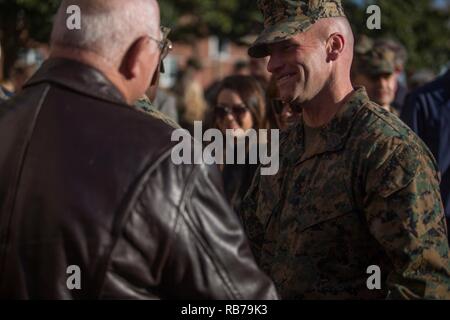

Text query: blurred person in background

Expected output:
[352,42,400,115]
[239,34,271,89]
[152,88,179,122]
[9,59,38,93]
[213,75,268,212]
[374,37,409,114]
[401,68,450,242]
[173,57,207,134]
[233,59,250,76]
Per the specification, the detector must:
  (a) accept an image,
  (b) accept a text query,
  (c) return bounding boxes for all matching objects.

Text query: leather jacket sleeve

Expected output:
[101,153,278,300]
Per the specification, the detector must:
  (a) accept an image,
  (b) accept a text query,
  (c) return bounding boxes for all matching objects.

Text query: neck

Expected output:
[300,78,354,128]
[380,104,391,111]
[49,46,132,104]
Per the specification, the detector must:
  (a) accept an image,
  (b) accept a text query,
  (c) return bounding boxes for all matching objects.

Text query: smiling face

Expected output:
[266,30,332,106]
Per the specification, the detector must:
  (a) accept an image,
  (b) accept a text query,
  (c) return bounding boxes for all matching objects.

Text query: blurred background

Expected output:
[0,0,449,91]
[0,0,449,217]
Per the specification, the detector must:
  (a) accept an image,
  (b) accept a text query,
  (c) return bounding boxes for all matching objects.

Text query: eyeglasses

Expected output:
[148,26,173,73]
[215,104,249,119]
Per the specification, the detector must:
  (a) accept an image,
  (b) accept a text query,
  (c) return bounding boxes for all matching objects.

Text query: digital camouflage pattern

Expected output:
[354,43,396,76]
[249,0,345,58]
[240,87,450,299]
[134,95,180,129]
[354,35,374,55]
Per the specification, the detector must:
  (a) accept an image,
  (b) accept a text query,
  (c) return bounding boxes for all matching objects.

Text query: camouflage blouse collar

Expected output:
[293,87,370,164]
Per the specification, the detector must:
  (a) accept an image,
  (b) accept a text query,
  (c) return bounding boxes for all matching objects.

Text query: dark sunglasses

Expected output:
[215,104,248,119]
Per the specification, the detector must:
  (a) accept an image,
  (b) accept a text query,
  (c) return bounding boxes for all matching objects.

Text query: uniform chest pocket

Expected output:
[284,169,356,232]
[294,206,355,233]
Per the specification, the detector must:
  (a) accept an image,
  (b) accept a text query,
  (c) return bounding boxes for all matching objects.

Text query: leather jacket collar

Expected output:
[25,58,126,105]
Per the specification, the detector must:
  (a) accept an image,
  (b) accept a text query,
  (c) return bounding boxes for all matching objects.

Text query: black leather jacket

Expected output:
[0,58,278,299]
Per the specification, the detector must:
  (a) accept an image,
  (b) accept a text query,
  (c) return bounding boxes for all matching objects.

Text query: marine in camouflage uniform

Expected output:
[352,39,400,116]
[135,95,180,129]
[241,0,450,299]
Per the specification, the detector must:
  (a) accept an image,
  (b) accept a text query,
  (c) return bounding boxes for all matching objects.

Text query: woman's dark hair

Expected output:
[214,75,268,130]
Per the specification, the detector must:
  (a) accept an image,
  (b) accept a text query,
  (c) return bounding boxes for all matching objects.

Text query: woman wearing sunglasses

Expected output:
[213,75,268,212]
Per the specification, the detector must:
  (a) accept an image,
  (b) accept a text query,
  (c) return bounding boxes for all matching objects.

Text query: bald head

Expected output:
[51,0,160,67]
[266,16,355,115]
[50,0,163,104]
[313,17,355,73]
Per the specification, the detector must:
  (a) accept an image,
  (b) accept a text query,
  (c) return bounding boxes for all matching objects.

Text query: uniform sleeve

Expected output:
[364,140,450,299]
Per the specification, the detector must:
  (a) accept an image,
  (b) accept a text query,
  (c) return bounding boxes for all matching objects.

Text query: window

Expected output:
[209,36,230,60]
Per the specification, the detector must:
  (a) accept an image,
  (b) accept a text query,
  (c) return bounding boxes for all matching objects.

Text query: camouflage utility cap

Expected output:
[356,45,396,76]
[248,0,345,58]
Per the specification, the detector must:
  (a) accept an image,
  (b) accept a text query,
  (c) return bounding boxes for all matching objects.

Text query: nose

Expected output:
[225,113,235,122]
[376,75,389,88]
[267,52,283,74]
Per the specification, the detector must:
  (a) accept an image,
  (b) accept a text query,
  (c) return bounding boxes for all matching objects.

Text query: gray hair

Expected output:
[51,0,160,66]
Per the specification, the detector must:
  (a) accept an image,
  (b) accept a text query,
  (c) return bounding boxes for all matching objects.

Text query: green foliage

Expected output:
[351,0,450,73]
[0,0,60,42]
[160,0,262,42]
[0,0,448,76]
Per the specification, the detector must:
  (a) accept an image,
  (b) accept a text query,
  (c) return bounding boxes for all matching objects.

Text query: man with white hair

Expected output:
[240,0,450,299]
[0,0,278,299]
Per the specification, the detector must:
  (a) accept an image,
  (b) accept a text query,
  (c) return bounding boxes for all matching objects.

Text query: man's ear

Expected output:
[119,36,152,80]
[326,33,345,62]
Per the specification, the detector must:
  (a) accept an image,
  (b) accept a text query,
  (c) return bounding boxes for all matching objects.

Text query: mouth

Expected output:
[277,72,297,84]
[225,122,240,130]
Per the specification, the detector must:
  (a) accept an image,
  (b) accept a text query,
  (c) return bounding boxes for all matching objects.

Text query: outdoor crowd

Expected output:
[0,0,449,300]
